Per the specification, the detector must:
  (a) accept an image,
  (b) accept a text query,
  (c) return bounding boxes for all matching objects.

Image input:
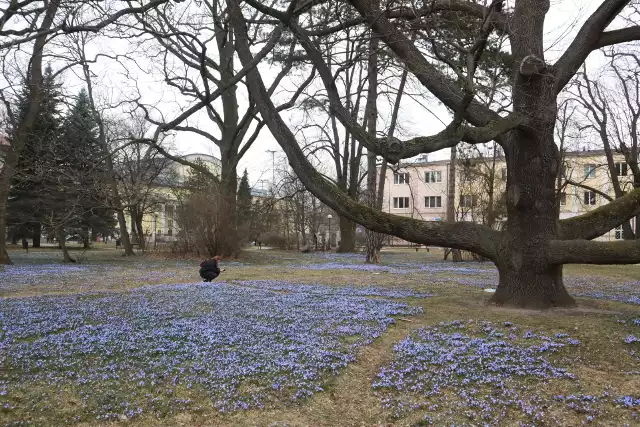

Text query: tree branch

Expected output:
[284,19,523,162]
[229,0,500,259]
[558,187,640,240]
[344,0,500,127]
[549,239,640,264]
[554,0,635,94]
[307,1,509,37]
[564,179,613,202]
[596,25,640,48]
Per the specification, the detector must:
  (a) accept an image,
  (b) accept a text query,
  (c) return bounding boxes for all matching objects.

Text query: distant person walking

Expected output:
[200,255,225,282]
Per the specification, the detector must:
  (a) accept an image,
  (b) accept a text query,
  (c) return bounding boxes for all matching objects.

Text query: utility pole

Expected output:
[266,150,276,194]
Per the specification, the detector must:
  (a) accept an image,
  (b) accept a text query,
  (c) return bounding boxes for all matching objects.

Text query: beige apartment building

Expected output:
[381,149,635,243]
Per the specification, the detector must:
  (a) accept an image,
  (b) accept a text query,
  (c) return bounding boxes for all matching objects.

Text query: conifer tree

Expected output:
[8,65,63,248]
[236,169,253,243]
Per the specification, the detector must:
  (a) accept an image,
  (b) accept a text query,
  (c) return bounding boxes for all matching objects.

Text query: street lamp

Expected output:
[327,214,332,250]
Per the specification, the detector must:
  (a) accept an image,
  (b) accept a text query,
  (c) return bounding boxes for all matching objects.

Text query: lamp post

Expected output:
[327,214,332,250]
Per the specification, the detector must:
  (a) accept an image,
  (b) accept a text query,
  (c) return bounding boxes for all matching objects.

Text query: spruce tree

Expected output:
[236,169,253,242]
[62,89,115,247]
[8,65,64,246]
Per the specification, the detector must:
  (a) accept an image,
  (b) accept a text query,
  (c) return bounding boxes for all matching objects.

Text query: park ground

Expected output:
[0,245,639,426]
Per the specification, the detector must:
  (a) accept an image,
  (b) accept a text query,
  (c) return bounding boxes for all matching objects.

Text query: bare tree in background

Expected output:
[572,49,640,239]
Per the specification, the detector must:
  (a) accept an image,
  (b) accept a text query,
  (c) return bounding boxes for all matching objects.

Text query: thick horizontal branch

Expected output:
[596,26,640,48]
[549,239,640,264]
[230,0,500,259]
[558,187,640,240]
[553,0,632,94]
[375,114,527,162]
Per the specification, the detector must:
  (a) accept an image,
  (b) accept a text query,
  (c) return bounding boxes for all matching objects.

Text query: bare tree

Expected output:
[231,0,640,308]
[126,0,313,256]
[110,113,174,250]
[0,0,173,264]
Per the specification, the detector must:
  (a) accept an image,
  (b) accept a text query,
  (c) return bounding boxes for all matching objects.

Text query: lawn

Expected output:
[0,246,639,426]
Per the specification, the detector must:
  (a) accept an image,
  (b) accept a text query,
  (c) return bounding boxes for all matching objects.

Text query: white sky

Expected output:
[3,0,617,189]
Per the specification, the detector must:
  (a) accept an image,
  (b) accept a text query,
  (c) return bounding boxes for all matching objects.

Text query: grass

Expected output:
[0,246,639,426]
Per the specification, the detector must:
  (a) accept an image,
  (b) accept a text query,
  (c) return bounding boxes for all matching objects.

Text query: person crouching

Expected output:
[200,255,225,282]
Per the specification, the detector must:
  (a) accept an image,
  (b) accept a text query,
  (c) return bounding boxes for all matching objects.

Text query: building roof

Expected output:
[392,148,616,169]
[251,188,269,198]
[180,153,221,165]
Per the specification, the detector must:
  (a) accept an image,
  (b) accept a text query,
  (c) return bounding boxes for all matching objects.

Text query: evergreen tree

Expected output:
[62,89,115,247]
[8,65,64,247]
[236,169,253,242]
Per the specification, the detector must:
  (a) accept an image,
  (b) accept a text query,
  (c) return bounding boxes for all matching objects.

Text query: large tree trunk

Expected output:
[492,263,573,308]
[32,223,41,248]
[489,5,574,307]
[216,156,239,257]
[445,147,463,262]
[338,216,356,252]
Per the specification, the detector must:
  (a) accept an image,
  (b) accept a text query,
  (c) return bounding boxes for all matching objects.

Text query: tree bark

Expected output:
[488,0,575,307]
[445,146,463,262]
[216,155,239,257]
[491,263,573,308]
[338,216,356,252]
[134,210,145,250]
[57,229,75,263]
[32,223,41,248]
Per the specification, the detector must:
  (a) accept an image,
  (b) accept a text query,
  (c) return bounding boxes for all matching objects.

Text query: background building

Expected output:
[133,153,221,245]
[381,149,634,244]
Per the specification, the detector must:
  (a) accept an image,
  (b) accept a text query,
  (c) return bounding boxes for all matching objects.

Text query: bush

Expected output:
[259,232,288,249]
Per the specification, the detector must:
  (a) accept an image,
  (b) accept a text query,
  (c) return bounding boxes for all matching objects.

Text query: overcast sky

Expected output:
[216,0,608,185]
[23,0,617,189]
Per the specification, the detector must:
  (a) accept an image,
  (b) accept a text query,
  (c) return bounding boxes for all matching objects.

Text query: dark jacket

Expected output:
[199,259,220,274]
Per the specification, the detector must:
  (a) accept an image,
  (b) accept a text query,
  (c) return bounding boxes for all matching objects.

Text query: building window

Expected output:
[615,225,623,240]
[584,164,596,179]
[583,191,596,206]
[425,171,442,183]
[425,196,442,208]
[393,197,410,209]
[614,162,628,177]
[166,206,174,235]
[559,192,567,206]
[460,194,478,208]
[501,168,507,180]
[393,172,409,184]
